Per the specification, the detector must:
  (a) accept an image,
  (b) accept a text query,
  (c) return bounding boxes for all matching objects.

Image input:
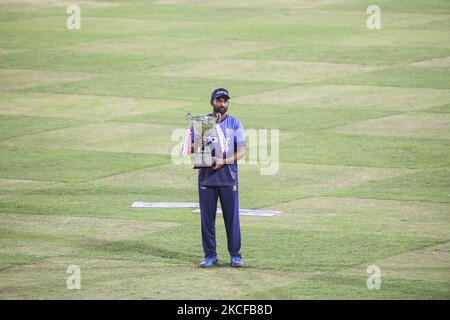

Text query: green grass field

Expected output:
[0,0,449,299]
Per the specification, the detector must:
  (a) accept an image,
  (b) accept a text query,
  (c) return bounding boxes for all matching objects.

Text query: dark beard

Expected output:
[214,107,227,115]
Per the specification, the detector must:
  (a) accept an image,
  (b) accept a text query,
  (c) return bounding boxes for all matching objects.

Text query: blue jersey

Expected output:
[198,114,246,186]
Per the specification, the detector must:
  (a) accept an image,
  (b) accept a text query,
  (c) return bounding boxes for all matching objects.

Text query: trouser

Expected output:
[198,184,241,259]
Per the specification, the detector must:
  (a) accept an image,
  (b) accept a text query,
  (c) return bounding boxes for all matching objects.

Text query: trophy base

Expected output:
[193,165,213,169]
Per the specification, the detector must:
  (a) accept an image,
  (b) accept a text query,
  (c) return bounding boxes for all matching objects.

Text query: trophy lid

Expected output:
[188,113,219,124]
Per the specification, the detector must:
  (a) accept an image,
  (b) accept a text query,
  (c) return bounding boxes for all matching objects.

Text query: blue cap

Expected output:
[211,88,230,100]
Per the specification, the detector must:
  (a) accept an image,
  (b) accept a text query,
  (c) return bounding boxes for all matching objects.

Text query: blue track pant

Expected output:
[198,184,241,259]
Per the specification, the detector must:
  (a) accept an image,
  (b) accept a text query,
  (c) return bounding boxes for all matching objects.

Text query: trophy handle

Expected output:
[215,113,221,123]
[186,112,192,123]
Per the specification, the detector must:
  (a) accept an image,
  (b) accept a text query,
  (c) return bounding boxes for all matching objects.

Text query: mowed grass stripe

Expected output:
[325,66,450,89]
[0,69,94,91]
[0,146,170,182]
[328,169,450,204]
[0,121,181,155]
[0,92,186,121]
[237,44,450,65]
[328,112,450,140]
[0,114,87,141]
[0,0,448,299]
[21,74,294,100]
[280,133,450,169]
[147,59,375,83]
[235,84,450,111]
[318,0,450,14]
[0,49,197,74]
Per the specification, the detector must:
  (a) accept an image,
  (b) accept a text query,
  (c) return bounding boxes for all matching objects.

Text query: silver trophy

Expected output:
[186,113,221,169]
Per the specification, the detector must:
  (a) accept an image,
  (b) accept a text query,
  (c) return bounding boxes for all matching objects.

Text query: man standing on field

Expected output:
[198,88,246,268]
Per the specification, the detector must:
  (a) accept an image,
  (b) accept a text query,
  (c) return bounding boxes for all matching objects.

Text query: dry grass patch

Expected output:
[0,93,184,120]
[269,197,450,238]
[0,212,177,241]
[329,112,450,140]
[336,30,450,49]
[0,0,120,9]
[413,56,450,67]
[0,256,301,299]
[89,163,195,190]
[236,85,450,111]
[0,121,179,154]
[149,59,374,83]
[0,179,64,193]
[155,0,342,8]
[340,242,450,283]
[0,69,92,91]
[73,36,282,59]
